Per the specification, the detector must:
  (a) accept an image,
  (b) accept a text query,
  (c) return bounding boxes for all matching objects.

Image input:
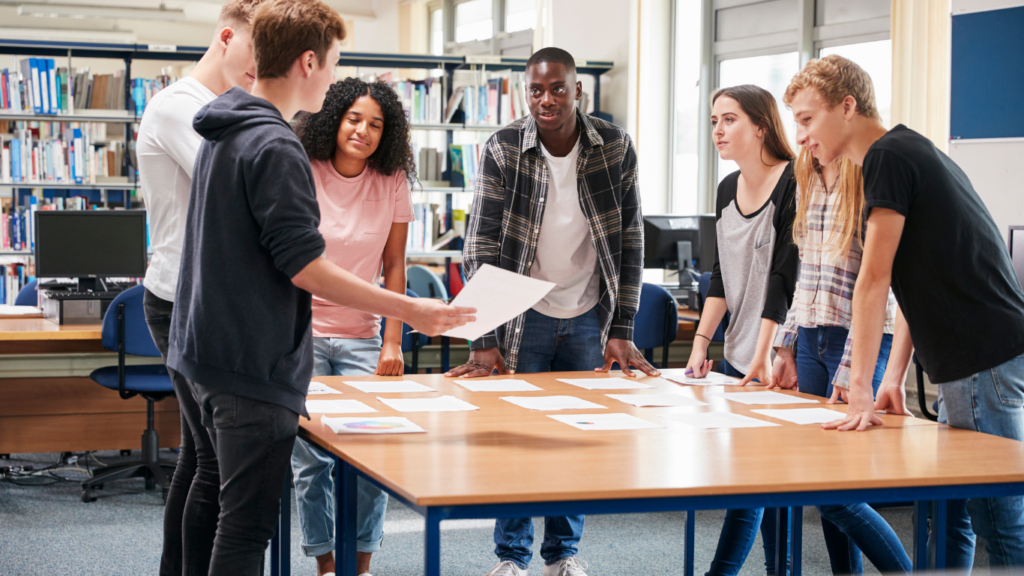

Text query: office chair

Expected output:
[407,264,449,300]
[81,285,176,502]
[14,279,38,306]
[633,283,679,369]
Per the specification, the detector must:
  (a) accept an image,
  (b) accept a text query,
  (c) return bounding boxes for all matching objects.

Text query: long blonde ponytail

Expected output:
[792,147,865,257]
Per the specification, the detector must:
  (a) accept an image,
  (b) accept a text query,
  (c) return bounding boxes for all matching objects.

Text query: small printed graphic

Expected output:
[576,421,596,426]
[321,416,427,434]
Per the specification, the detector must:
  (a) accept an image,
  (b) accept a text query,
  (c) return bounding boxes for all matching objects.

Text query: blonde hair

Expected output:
[218,0,267,27]
[783,55,881,121]
[251,0,346,79]
[792,146,865,257]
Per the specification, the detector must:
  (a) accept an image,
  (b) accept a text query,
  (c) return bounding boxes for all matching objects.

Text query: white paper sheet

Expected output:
[549,413,663,431]
[308,381,343,395]
[500,396,607,411]
[453,379,543,392]
[660,370,740,386]
[707,391,820,405]
[344,381,435,393]
[662,412,781,429]
[441,264,555,340]
[305,400,376,414]
[556,377,655,390]
[377,395,479,412]
[0,305,41,316]
[322,416,426,434]
[605,393,709,407]
[751,408,847,425]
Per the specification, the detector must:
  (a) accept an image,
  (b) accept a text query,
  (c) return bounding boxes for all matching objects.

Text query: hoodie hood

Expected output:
[192,86,289,142]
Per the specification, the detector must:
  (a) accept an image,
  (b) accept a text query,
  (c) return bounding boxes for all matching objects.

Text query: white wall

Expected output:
[948,0,1024,243]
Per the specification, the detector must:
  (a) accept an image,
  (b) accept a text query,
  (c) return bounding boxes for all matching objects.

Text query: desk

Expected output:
[0,318,179,454]
[274,372,1024,576]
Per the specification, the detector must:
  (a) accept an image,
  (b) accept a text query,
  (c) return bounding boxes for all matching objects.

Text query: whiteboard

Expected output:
[949,139,1024,244]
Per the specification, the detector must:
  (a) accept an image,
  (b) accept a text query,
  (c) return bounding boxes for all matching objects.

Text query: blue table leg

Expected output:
[913,501,929,570]
[337,459,359,576]
[791,506,803,576]
[425,507,442,576]
[931,500,947,571]
[684,510,696,576]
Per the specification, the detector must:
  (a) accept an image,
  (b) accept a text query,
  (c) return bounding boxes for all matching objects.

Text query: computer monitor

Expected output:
[35,210,148,292]
[643,214,716,274]
[1011,226,1024,290]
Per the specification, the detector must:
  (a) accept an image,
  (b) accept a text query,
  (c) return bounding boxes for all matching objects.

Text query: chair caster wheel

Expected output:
[81,490,97,503]
[120,450,132,457]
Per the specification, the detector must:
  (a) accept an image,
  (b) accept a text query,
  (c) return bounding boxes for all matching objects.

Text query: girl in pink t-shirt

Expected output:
[291,78,416,576]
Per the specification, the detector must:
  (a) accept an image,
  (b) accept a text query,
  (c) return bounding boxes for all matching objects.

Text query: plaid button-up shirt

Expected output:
[463,110,644,372]
[773,173,897,389]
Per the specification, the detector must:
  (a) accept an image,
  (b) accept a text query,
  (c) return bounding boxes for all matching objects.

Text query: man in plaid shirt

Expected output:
[445,47,658,576]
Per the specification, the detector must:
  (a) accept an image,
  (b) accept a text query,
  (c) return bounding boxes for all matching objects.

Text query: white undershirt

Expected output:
[530,136,600,319]
[137,77,216,302]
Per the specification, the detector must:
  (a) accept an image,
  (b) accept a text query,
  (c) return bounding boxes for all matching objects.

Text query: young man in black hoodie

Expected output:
[167,0,474,573]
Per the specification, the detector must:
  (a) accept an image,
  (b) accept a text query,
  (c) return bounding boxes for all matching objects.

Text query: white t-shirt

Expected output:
[138,77,217,302]
[530,137,600,319]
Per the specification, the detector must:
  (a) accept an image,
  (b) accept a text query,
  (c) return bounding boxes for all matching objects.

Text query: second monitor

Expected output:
[643,214,716,278]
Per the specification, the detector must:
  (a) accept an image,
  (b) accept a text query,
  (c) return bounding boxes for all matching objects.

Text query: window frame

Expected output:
[440,0,534,56]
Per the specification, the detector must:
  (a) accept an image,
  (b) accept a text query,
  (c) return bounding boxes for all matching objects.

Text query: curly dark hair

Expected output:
[294,77,416,182]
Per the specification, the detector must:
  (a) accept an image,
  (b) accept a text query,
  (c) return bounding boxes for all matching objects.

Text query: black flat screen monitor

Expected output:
[1011,226,1024,290]
[643,214,716,273]
[35,210,148,290]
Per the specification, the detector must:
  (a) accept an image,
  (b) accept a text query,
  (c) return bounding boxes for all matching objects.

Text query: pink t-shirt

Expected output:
[310,159,414,339]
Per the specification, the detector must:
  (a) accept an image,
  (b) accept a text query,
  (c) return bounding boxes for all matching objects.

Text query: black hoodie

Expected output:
[168,87,325,417]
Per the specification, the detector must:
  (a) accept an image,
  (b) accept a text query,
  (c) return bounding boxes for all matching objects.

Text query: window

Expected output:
[671,0,702,214]
[504,0,535,34]
[429,5,444,56]
[716,52,800,182]
[820,40,892,127]
[455,0,493,44]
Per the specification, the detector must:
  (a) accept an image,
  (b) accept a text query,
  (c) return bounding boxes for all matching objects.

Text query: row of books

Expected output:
[448,143,484,190]
[1,58,71,115]
[1,57,176,116]
[0,121,127,184]
[389,78,445,125]
[448,72,529,127]
[0,263,30,306]
[1,202,36,252]
[406,203,467,253]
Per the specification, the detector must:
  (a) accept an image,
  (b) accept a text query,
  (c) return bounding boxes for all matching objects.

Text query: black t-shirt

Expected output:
[863,125,1024,383]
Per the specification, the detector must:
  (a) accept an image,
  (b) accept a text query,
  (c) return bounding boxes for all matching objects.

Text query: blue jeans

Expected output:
[290,335,388,557]
[494,306,604,569]
[932,352,1024,571]
[795,326,909,575]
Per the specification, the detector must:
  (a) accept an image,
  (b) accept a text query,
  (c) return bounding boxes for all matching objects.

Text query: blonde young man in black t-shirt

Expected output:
[784,55,1024,570]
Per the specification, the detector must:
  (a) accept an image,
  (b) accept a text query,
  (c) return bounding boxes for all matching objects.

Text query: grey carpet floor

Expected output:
[0,451,990,576]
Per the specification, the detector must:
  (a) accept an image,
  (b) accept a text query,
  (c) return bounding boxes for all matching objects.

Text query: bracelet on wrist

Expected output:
[695,333,711,343]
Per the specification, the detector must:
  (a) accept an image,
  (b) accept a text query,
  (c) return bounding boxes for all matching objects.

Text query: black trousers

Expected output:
[144,289,221,576]
[191,380,299,576]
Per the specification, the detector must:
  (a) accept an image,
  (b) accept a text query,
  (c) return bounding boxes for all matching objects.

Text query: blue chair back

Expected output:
[379,288,430,353]
[698,272,728,342]
[15,279,38,306]
[634,283,678,350]
[407,265,449,301]
[101,285,162,358]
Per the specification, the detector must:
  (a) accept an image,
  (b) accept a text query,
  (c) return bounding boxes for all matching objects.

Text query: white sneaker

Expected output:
[485,560,528,576]
[542,557,588,576]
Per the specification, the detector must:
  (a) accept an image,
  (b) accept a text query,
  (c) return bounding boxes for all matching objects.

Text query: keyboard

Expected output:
[44,290,123,300]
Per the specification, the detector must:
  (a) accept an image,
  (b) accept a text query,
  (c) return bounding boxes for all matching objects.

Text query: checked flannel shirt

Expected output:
[463,109,644,372]
[773,172,897,389]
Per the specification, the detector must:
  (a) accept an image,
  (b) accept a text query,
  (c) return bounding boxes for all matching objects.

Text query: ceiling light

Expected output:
[17,3,186,22]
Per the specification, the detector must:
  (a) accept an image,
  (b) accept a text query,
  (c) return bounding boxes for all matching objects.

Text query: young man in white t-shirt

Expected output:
[136,2,264,573]
[448,47,659,576]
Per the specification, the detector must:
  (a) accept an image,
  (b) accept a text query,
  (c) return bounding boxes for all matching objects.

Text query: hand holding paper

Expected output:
[439,264,555,341]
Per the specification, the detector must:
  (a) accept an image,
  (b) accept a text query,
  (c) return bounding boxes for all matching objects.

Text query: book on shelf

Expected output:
[0,119,126,184]
[455,71,529,127]
[0,262,30,306]
[417,147,443,182]
[387,77,445,125]
[448,143,483,190]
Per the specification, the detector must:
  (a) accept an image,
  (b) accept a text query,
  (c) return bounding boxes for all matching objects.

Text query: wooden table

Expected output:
[0,318,179,454]
[272,372,1024,576]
